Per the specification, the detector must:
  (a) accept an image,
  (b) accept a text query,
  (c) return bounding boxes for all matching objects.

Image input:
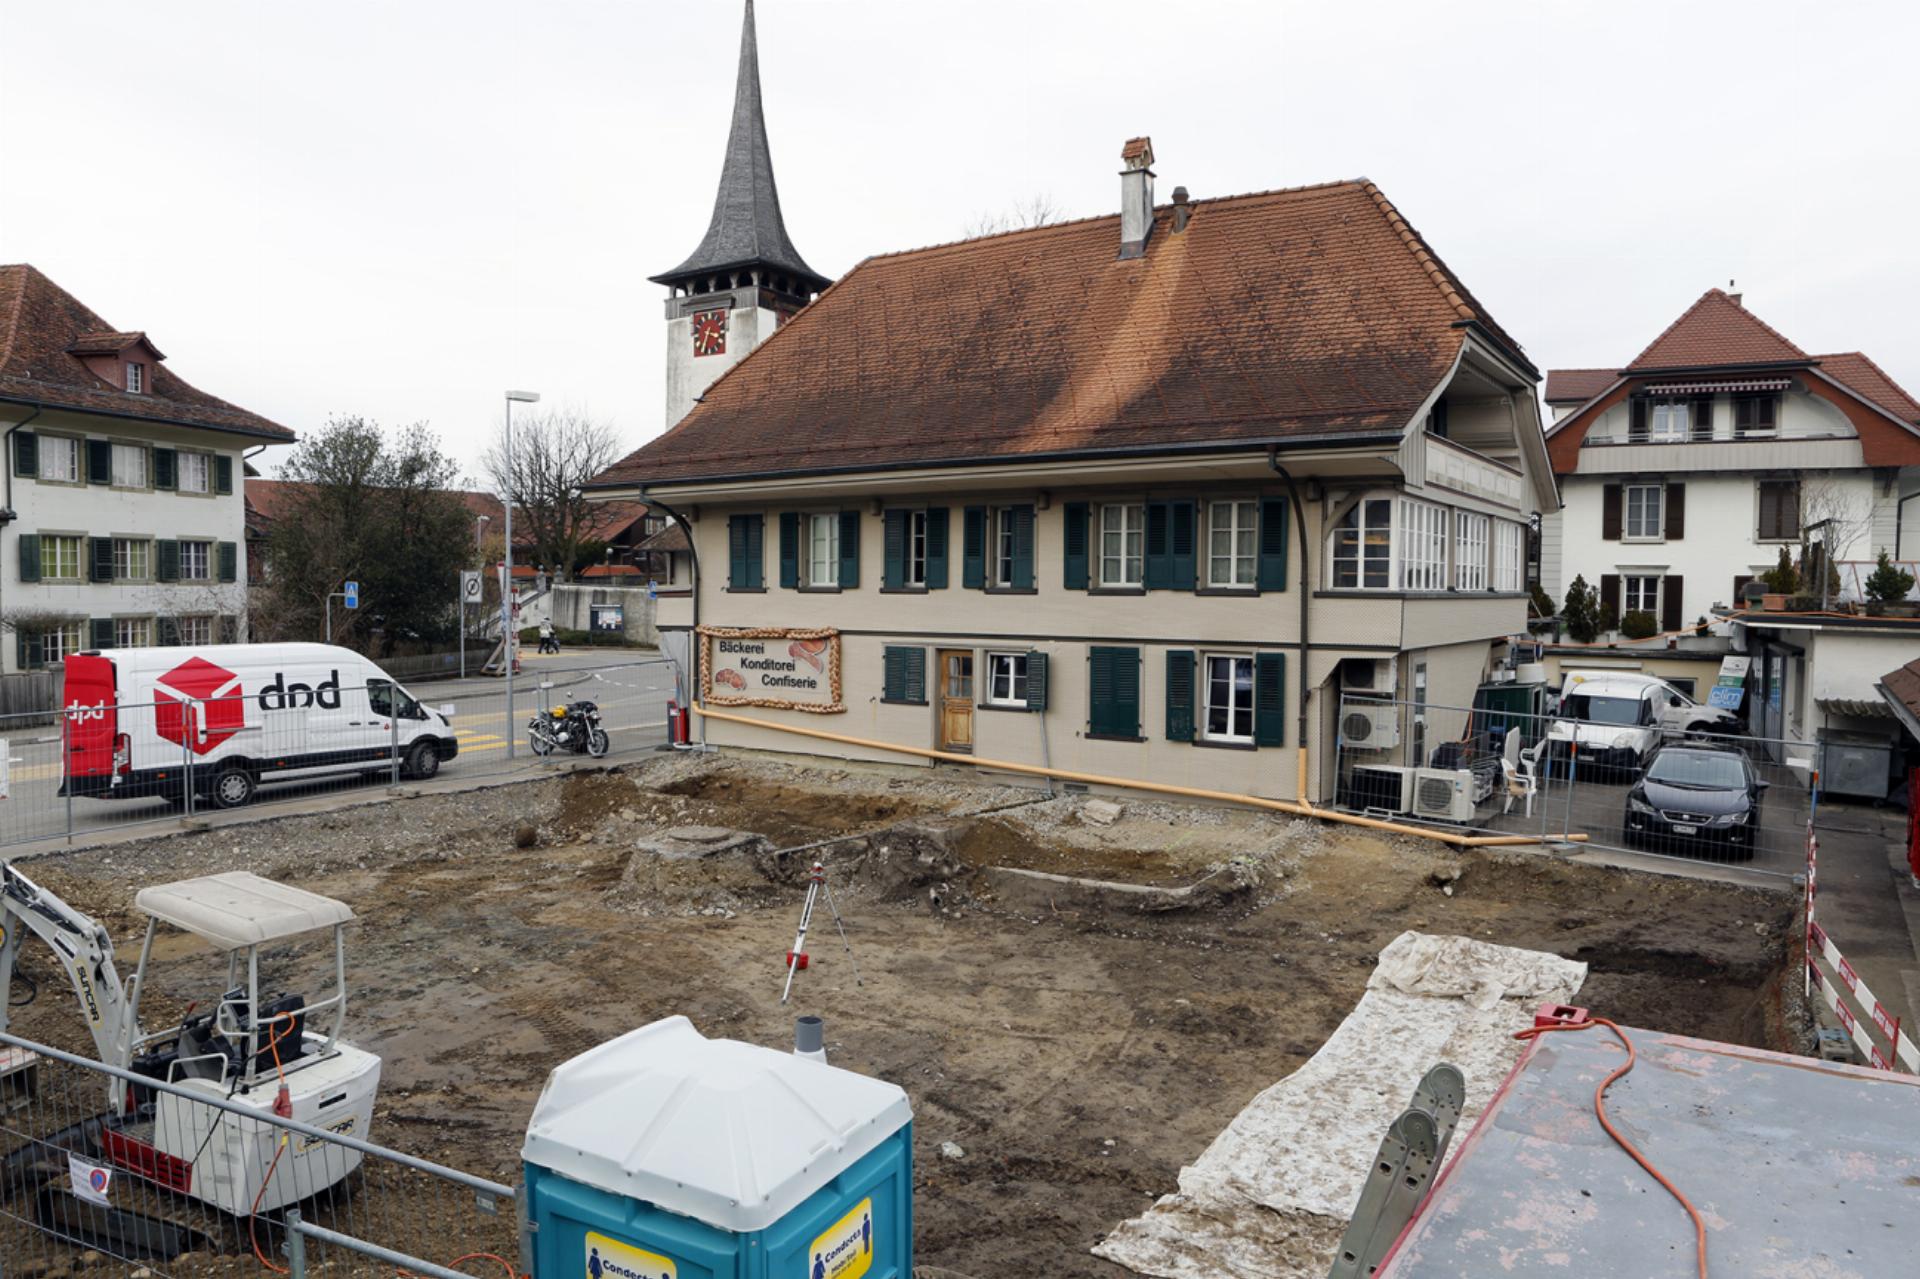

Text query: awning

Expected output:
[1815,696,1894,721]
[1643,377,1792,395]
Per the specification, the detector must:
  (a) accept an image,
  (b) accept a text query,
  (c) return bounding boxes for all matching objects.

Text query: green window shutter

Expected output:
[1062,502,1090,590]
[903,646,926,703]
[883,646,927,703]
[215,455,233,495]
[13,432,36,478]
[745,514,764,587]
[217,541,238,583]
[962,506,987,589]
[18,533,40,583]
[1088,646,1140,737]
[156,538,180,583]
[153,447,177,490]
[882,647,906,702]
[218,615,239,643]
[1025,650,1049,712]
[90,537,114,583]
[1168,500,1196,590]
[729,516,749,585]
[925,508,949,589]
[1010,505,1034,589]
[882,510,908,588]
[1144,502,1170,589]
[20,630,43,670]
[778,512,800,588]
[1255,652,1287,746]
[90,617,114,651]
[86,439,111,485]
[157,616,180,647]
[1165,650,1196,742]
[839,510,860,588]
[1257,498,1290,591]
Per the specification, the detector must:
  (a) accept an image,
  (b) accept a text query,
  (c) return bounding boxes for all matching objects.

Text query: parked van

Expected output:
[60,643,459,809]
[1547,671,1739,774]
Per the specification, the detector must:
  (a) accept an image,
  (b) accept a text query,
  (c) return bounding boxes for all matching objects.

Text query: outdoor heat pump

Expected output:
[1342,702,1402,749]
[1412,768,1477,822]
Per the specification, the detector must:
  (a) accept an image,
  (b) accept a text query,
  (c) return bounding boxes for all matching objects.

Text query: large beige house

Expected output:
[592,128,1559,803]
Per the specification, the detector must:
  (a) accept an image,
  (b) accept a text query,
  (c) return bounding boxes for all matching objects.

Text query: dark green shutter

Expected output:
[925,508,949,589]
[90,537,114,583]
[12,432,35,478]
[903,646,926,703]
[730,515,764,589]
[18,533,39,583]
[1168,500,1196,589]
[1062,502,1090,590]
[157,615,180,647]
[882,647,906,702]
[1025,651,1049,712]
[1255,652,1287,746]
[157,538,181,584]
[1165,650,1196,742]
[839,510,860,588]
[883,646,927,703]
[883,510,908,588]
[1010,505,1034,589]
[86,439,111,485]
[778,512,799,588]
[1144,502,1170,589]
[153,447,176,490]
[217,541,238,583]
[215,455,233,495]
[1257,498,1290,591]
[90,617,114,651]
[1088,646,1140,738]
[18,630,43,670]
[218,615,239,643]
[745,514,763,587]
[962,506,986,589]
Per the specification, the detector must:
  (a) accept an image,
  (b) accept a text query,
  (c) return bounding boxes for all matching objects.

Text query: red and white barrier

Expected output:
[1804,819,1918,1074]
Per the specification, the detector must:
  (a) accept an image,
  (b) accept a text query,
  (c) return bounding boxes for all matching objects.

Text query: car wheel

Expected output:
[210,763,256,810]
[405,739,441,781]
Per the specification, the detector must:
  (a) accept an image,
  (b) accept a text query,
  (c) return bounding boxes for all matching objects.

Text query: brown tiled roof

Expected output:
[67,330,163,358]
[599,179,1528,488]
[0,264,292,440]
[1624,288,1809,371]
[635,522,690,553]
[1543,368,1617,403]
[1121,137,1152,163]
[1881,657,1920,736]
[250,480,654,546]
[1814,351,1920,424]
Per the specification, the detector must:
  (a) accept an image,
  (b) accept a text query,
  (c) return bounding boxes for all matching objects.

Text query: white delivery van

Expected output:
[60,643,458,809]
[1546,670,1740,774]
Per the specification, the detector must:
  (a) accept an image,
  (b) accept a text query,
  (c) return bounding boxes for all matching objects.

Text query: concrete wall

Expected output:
[543,584,658,645]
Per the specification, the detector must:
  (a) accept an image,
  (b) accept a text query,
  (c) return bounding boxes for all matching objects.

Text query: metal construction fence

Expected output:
[0,1032,518,1276]
[0,657,679,852]
[1333,693,1819,874]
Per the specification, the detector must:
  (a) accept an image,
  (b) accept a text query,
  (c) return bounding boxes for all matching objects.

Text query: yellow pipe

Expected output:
[691,703,1585,849]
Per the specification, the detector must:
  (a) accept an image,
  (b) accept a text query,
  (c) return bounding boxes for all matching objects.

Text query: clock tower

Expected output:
[653,0,828,428]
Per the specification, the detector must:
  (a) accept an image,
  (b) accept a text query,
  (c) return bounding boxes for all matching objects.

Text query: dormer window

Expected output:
[126,362,145,394]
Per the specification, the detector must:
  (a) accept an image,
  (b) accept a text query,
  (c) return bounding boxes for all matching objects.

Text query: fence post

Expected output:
[391,703,401,787]
[1562,741,1575,842]
[62,707,74,845]
[182,699,196,820]
[287,1207,308,1277]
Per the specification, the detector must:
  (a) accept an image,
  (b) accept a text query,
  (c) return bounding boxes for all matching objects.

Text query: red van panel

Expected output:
[64,655,119,779]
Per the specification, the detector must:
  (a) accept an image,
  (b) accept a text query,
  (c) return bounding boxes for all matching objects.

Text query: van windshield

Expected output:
[1562,693,1647,726]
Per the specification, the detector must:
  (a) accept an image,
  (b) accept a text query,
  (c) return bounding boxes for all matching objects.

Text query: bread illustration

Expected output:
[715,668,747,690]
[789,638,829,672]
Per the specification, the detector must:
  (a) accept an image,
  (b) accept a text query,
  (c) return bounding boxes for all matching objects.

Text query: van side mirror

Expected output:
[438,704,456,718]
[1753,778,1770,792]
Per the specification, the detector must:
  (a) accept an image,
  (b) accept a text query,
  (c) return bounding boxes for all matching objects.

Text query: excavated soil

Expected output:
[1,754,1801,1278]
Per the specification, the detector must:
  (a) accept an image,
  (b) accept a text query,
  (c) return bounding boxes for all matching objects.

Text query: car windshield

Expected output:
[1563,694,1646,726]
[1646,751,1748,789]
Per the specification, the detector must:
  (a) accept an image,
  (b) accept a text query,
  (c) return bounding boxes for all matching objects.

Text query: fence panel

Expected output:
[1334,692,1817,874]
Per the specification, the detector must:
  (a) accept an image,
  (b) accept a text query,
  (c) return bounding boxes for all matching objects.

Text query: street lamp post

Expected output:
[504,391,540,758]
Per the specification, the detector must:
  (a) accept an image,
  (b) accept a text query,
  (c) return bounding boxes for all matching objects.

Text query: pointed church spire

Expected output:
[651,0,826,297]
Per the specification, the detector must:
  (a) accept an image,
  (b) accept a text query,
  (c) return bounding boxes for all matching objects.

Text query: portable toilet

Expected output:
[521,1016,913,1279]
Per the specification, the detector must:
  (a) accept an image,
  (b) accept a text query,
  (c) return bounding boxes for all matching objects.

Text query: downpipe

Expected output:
[1268,450,1316,808]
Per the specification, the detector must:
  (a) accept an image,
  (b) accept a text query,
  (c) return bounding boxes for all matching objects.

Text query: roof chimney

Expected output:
[1729,293,1743,308]
[1118,137,1156,260]
[1171,186,1191,233]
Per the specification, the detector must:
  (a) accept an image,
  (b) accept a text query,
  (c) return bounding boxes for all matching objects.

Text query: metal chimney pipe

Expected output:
[794,1015,826,1063]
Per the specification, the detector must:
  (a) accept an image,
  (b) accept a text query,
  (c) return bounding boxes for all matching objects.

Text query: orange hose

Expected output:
[249,1014,299,1275]
[1512,1017,1707,1278]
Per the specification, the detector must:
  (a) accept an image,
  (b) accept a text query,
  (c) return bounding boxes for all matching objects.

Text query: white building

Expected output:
[1542,289,1920,629]
[0,265,293,671]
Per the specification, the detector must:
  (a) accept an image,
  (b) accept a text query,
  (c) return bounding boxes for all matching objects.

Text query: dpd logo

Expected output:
[154,657,246,756]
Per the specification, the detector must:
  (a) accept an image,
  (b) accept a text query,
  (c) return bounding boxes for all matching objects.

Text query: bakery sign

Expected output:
[698,626,844,714]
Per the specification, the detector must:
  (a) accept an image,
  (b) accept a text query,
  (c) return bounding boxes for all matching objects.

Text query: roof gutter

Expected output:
[1,402,44,524]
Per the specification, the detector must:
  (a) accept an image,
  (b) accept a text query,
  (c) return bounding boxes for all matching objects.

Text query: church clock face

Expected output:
[692,308,728,357]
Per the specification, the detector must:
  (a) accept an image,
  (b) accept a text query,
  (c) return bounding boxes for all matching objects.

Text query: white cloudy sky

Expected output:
[4,0,1917,484]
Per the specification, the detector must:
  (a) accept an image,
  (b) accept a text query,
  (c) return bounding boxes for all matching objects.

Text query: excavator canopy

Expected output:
[132,871,354,951]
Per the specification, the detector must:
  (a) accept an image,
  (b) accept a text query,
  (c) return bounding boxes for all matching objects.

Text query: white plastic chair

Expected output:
[1501,754,1538,817]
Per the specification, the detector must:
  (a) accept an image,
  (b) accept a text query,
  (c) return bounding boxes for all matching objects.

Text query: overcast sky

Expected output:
[5,0,1917,486]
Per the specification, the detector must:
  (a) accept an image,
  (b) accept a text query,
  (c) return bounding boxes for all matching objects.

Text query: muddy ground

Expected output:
[3,754,1802,1277]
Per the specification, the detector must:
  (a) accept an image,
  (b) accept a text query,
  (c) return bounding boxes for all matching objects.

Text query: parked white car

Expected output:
[1547,671,1740,774]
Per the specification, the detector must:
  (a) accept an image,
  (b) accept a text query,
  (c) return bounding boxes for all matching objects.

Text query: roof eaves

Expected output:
[0,389,293,442]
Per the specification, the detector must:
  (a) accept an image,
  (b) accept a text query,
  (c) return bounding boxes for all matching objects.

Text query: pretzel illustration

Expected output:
[715,668,747,690]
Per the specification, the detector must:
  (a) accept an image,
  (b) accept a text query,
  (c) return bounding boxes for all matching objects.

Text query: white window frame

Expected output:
[1493,520,1525,593]
[40,534,82,582]
[1649,401,1689,443]
[112,537,151,582]
[178,451,211,495]
[42,621,85,663]
[1202,652,1255,744]
[179,539,213,583]
[115,616,153,649]
[1207,499,1258,589]
[38,436,80,484]
[906,509,928,588]
[1624,484,1664,541]
[1624,575,1660,616]
[1453,511,1490,592]
[985,651,1028,707]
[805,512,838,588]
[111,442,149,489]
[178,615,214,646]
[1398,498,1448,593]
[1329,496,1395,590]
[125,362,144,394]
[1099,503,1144,588]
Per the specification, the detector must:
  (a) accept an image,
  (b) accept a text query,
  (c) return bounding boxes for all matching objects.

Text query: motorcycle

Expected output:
[528,699,610,758]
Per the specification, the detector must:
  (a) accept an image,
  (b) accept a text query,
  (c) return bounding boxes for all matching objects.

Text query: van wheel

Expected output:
[405,740,441,781]
[210,764,256,810]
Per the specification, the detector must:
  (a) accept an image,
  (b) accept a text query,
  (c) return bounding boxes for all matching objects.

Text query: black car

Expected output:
[1623,745,1768,858]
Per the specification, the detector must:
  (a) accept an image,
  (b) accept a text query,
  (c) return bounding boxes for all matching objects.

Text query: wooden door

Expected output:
[938,649,975,752]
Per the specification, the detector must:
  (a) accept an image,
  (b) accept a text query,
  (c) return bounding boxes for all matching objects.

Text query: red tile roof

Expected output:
[1813,351,1920,424]
[67,330,163,358]
[1624,288,1808,371]
[599,179,1528,488]
[0,264,293,440]
[1121,137,1153,163]
[1543,368,1617,403]
[1882,657,1920,733]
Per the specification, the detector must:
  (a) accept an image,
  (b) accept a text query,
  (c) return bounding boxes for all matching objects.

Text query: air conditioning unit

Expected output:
[1341,702,1402,749]
[1342,658,1397,695]
[1412,768,1478,822]
[1347,765,1416,815]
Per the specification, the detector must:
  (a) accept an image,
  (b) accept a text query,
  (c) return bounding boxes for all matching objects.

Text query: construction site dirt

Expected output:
[3,753,1806,1278]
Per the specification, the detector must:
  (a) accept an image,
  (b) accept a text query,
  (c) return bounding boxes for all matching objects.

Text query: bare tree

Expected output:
[1797,477,1874,564]
[481,407,624,583]
[963,193,1063,239]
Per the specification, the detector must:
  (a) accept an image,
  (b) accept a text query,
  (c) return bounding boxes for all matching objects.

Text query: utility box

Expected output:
[521,1016,913,1279]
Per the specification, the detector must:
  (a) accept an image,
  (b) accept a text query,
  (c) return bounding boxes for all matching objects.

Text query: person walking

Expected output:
[539,618,558,654]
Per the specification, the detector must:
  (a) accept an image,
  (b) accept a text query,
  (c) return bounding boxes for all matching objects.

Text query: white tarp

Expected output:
[1093,931,1587,1279]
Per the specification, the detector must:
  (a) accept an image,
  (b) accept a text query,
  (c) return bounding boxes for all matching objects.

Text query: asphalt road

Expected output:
[0,646,679,850]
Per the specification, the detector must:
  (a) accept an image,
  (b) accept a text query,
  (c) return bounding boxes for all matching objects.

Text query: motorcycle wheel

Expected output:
[529,730,555,756]
[587,728,610,758]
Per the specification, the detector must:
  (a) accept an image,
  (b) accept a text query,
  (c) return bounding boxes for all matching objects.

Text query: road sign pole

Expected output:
[459,597,466,680]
